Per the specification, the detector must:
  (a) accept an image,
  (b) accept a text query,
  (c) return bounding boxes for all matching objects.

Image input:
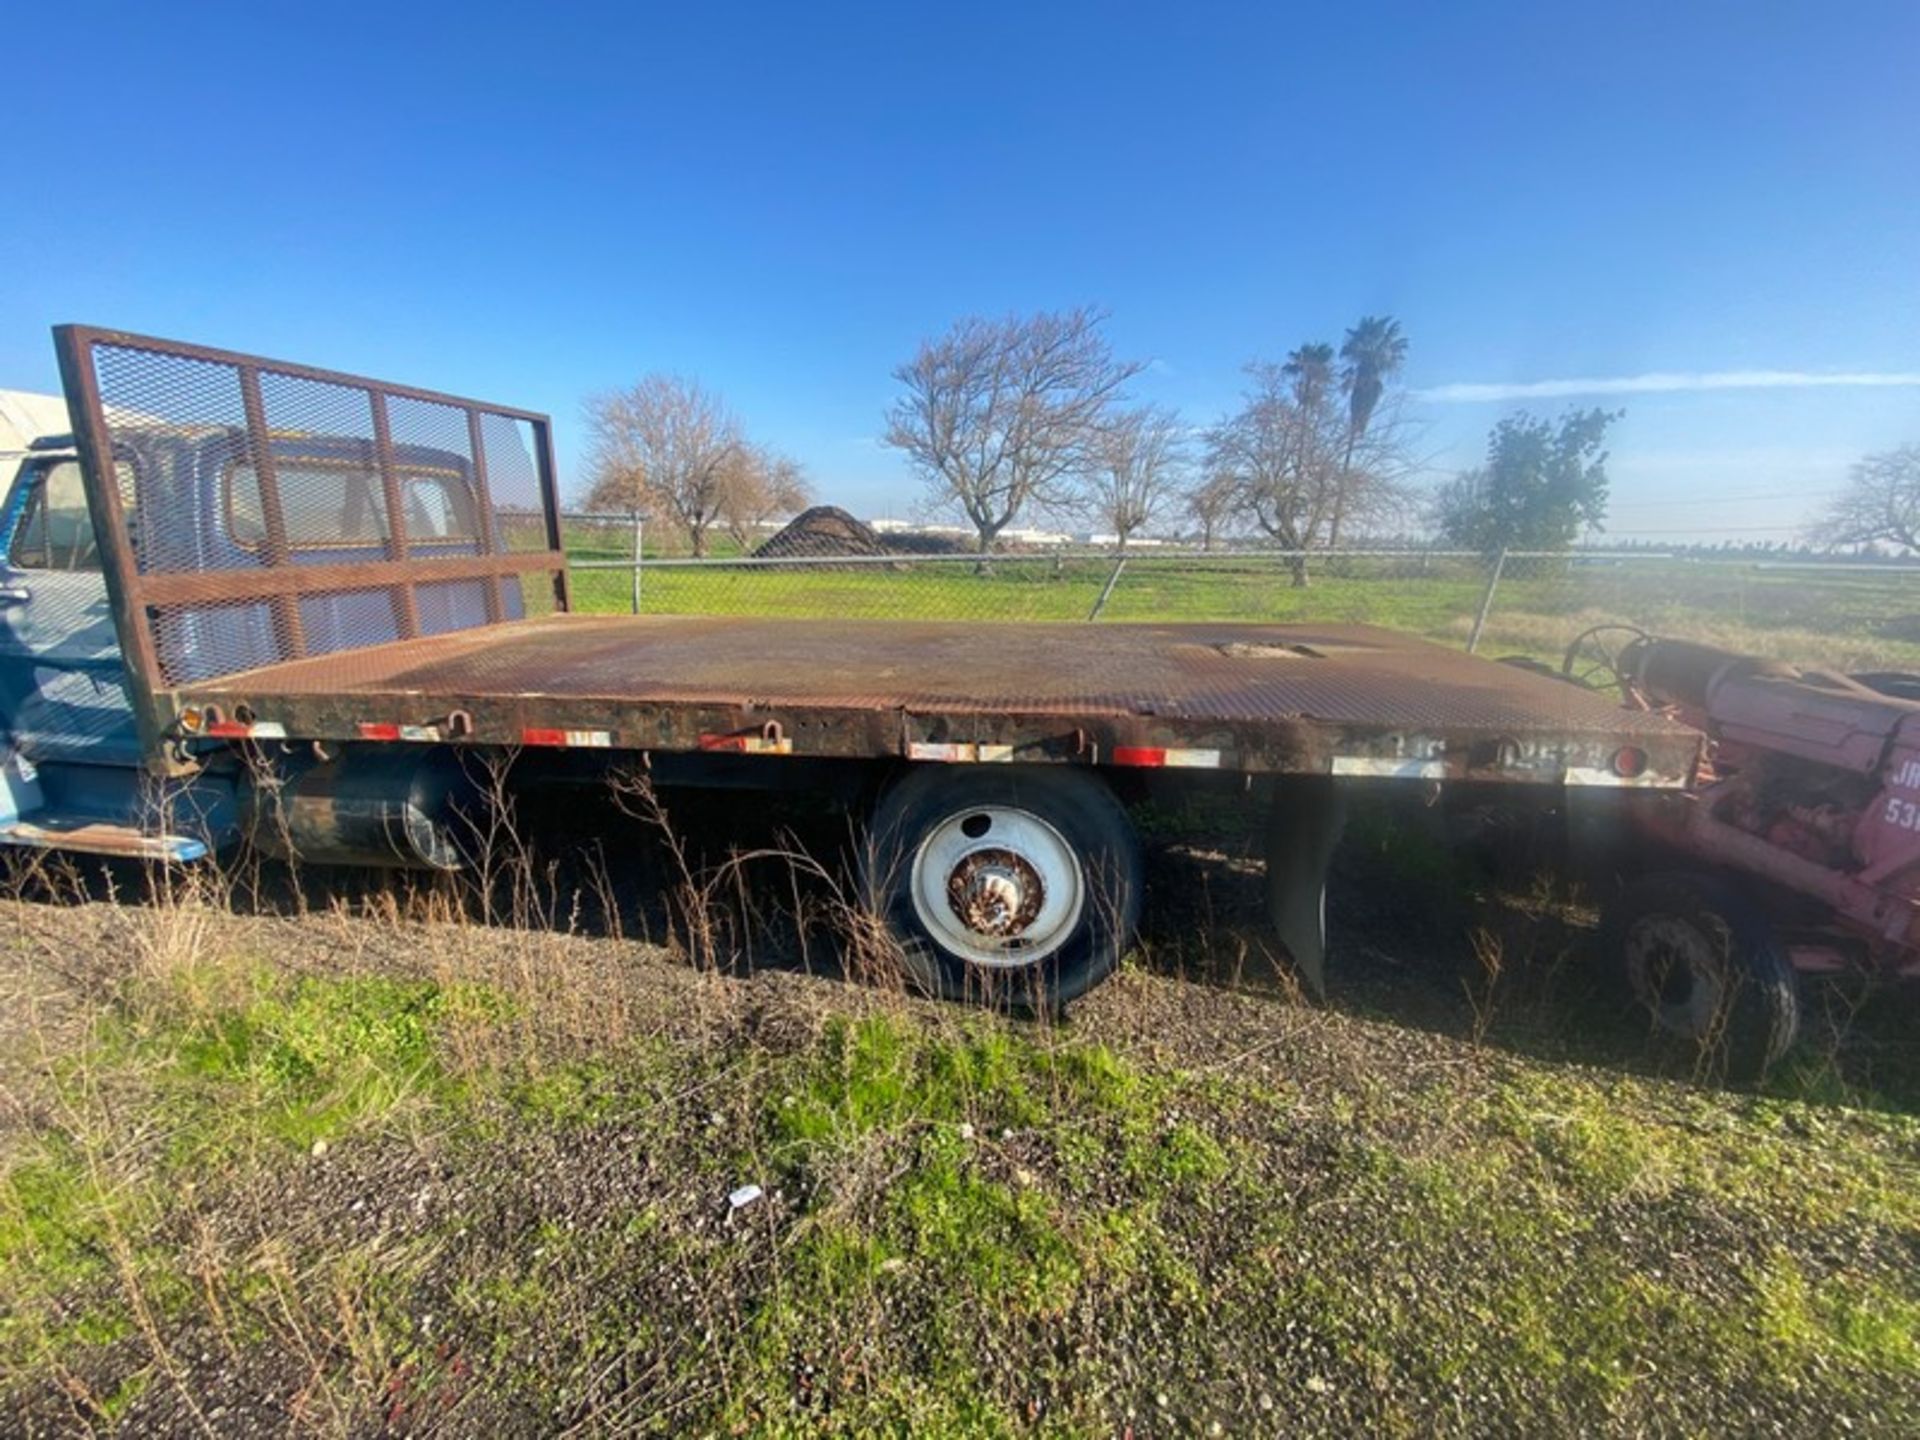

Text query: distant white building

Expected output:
[870,517,970,537]
[1,389,74,501]
[0,389,71,454]
[867,517,1076,546]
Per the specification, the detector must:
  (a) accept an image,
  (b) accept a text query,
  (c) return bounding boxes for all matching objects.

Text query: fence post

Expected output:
[630,510,644,615]
[1088,552,1128,621]
[1466,547,1508,654]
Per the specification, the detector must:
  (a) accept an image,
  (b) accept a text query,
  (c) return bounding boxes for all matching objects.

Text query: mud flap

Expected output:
[1266,776,1347,996]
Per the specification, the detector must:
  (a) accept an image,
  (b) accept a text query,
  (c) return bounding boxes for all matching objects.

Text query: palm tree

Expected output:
[1282,342,1335,410]
[1331,315,1409,548]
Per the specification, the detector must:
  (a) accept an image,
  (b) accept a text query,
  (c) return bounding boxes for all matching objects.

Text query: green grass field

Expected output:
[564,549,1920,674]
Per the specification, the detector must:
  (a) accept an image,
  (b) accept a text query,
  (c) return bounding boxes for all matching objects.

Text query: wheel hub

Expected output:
[1629,914,1722,1037]
[947,849,1045,938]
[908,805,1086,968]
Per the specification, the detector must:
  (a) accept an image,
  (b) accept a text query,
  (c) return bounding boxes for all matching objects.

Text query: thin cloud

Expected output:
[1415,370,1920,403]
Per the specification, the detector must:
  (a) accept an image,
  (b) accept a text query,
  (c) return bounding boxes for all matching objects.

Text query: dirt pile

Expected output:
[754,505,892,559]
[754,506,971,559]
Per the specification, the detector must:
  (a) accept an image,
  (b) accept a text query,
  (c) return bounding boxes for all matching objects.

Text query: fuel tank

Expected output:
[239,750,473,870]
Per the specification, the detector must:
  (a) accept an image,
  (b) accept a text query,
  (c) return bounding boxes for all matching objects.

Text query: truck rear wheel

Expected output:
[863,766,1142,1010]
[1603,873,1800,1082]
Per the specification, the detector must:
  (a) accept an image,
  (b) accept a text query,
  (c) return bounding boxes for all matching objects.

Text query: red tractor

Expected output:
[1560,627,1920,1079]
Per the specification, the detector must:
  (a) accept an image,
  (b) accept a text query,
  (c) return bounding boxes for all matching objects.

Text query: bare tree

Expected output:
[1813,443,1920,551]
[718,445,810,550]
[1082,405,1185,547]
[883,307,1144,553]
[1205,360,1410,585]
[1184,470,1239,551]
[584,376,742,557]
[1206,363,1337,586]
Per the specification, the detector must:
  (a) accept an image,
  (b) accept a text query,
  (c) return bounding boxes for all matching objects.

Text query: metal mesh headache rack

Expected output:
[53,325,570,747]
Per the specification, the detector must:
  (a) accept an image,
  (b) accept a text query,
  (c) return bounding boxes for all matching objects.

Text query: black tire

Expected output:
[1601,873,1800,1082]
[862,765,1143,1009]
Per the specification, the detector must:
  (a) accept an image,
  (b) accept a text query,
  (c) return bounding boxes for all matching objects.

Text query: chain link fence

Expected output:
[1469,553,1920,674]
[558,513,1920,675]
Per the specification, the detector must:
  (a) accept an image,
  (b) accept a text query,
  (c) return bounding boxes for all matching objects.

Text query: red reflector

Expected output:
[358,722,401,741]
[1111,746,1168,767]
[205,721,250,738]
[521,728,567,747]
[699,733,748,752]
[1612,746,1648,779]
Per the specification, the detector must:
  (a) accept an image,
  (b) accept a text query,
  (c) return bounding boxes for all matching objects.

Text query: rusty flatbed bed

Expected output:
[178,614,1701,784]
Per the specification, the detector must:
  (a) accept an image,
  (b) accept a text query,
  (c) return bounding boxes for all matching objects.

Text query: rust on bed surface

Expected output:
[168,615,1700,781]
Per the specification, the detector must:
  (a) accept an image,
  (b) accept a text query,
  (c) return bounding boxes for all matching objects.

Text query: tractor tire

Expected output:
[863,765,1142,1011]
[1601,873,1800,1083]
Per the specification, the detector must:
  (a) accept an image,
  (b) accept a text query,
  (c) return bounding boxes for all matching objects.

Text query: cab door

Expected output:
[0,455,140,766]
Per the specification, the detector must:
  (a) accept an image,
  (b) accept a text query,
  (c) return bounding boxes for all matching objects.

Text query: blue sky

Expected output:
[3,1,1916,540]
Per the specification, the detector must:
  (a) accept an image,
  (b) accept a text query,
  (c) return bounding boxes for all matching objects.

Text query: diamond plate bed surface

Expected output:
[187,614,1693,740]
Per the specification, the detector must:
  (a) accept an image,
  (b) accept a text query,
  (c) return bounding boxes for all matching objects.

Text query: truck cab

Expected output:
[0,386,507,859]
[0,399,139,765]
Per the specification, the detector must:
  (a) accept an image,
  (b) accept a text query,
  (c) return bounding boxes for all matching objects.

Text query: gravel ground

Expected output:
[2,807,1918,1436]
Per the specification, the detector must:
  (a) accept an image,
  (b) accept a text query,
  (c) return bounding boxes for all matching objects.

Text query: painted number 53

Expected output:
[1883,796,1920,831]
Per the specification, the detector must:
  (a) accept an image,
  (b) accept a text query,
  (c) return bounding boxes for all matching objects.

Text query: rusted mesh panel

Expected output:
[149,596,284,687]
[72,329,568,697]
[417,578,511,633]
[150,587,428,687]
[253,371,388,554]
[298,585,431,656]
[479,414,548,554]
[385,395,484,558]
[93,344,256,575]
[510,573,561,619]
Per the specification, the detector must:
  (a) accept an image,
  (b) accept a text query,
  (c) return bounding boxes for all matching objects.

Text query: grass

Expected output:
[2,862,1918,1436]
[564,548,1920,673]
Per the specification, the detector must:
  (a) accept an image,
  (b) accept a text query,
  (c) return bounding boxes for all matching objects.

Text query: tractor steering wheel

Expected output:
[1561,624,1653,700]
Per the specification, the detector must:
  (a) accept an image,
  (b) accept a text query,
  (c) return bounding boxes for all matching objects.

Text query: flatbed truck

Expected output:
[0,327,1702,1003]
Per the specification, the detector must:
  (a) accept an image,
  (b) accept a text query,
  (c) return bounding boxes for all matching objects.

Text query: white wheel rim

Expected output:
[909,805,1086,968]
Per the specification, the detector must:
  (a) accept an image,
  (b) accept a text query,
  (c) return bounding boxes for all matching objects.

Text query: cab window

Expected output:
[229,462,391,548]
[8,459,129,571]
[228,463,478,548]
[404,473,480,542]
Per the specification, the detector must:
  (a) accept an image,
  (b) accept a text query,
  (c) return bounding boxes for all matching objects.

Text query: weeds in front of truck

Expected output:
[4,788,1917,1435]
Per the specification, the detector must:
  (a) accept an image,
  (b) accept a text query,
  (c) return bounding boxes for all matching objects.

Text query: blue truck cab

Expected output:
[0,390,509,859]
